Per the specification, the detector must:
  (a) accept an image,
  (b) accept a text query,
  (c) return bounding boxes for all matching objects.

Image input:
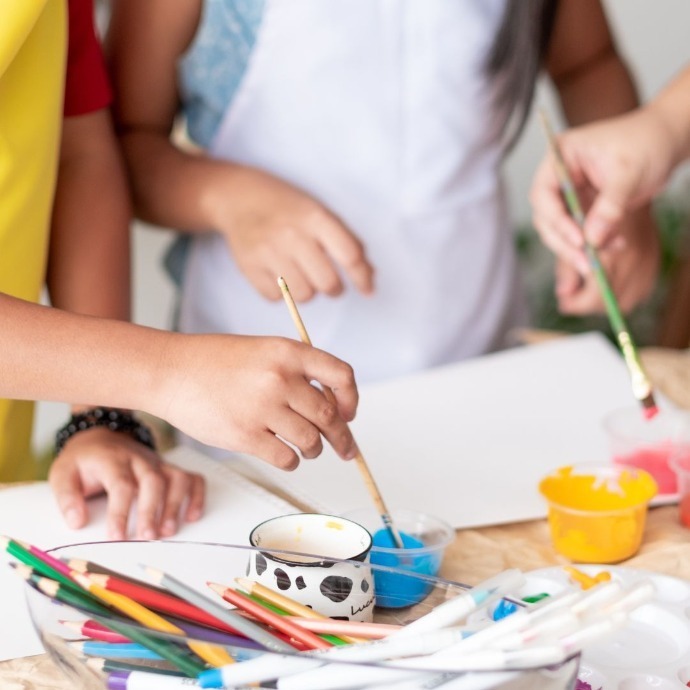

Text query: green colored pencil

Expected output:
[538,109,658,419]
[245,593,348,647]
[1,536,78,590]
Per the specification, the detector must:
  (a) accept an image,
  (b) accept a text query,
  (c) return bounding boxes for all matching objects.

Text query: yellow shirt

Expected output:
[0,0,66,480]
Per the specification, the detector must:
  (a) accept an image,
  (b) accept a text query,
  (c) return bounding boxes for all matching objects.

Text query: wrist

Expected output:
[645,98,688,177]
[55,407,156,455]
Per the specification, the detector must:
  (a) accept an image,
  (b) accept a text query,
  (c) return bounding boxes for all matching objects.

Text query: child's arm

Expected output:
[107,0,374,303]
[0,294,359,477]
[42,0,207,540]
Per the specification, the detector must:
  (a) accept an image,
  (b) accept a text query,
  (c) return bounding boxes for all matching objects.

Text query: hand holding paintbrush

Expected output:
[537,110,658,420]
[277,276,406,548]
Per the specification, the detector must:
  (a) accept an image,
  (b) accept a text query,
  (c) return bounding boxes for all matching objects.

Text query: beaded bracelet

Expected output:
[55,407,156,456]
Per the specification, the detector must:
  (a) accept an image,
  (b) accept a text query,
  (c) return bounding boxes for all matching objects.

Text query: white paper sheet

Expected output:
[0,446,297,661]
[240,332,643,528]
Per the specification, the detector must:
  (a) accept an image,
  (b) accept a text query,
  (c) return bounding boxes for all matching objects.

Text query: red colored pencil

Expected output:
[84,572,307,651]
[17,539,73,579]
[60,619,130,644]
[86,572,245,636]
[207,582,333,651]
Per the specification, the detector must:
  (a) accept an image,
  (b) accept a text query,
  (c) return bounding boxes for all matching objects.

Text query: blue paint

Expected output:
[490,598,519,621]
[369,530,440,608]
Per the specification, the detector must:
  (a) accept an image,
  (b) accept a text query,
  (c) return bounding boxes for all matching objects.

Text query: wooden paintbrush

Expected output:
[538,110,658,420]
[277,276,405,548]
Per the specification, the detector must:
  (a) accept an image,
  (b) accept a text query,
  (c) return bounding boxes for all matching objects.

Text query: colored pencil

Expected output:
[86,658,183,678]
[61,619,131,644]
[537,110,658,419]
[73,641,164,660]
[65,557,171,596]
[12,564,118,618]
[277,276,405,548]
[72,572,234,668]
[2,536,78,589]
[105,669,198,689]
[13,563,205,677]
[243,595,348,646]
[12,537,73,578]
[83,571,248,638]
[87,613,207,678]
[207,582,332,650]
[64,615,264,651]
[142,566,296,653]
[235,577,366,644]
[283,616,401,639]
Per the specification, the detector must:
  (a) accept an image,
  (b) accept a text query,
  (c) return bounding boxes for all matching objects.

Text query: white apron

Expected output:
[179,0,527,384]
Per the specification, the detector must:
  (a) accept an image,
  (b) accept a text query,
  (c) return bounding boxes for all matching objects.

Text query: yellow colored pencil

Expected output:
[71,572,233,668]
[235,577,366,644]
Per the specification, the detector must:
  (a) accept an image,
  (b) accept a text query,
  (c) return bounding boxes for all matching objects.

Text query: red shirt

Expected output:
[63,0,112,116]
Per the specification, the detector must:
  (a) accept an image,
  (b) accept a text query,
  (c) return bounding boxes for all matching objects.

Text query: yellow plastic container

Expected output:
[539,464,657,563]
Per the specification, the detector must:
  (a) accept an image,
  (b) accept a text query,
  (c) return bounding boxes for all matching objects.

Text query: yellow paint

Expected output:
[325,521,345,530]
[564,566,611,590]
[539,465,657,563]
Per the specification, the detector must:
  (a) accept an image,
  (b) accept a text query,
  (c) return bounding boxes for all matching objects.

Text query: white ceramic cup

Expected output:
[247,513,375,622]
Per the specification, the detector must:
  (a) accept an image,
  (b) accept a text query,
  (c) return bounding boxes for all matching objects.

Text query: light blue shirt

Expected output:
[179,0,265,147]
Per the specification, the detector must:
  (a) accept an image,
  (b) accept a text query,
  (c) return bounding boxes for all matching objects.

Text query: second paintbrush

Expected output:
[538,110,658,420]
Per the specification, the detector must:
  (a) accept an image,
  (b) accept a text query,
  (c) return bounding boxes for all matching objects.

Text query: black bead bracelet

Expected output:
[55,407,156,456]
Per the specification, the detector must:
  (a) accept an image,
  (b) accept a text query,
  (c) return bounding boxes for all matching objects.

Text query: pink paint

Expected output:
[614,445,690,496]
[643,405,659,421]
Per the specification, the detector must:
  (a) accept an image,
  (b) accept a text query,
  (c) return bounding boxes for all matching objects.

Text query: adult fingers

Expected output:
[530,159,585,249]
[535,213,590,275]
[48,460,88,530]
[554,261,583,299]
[583,167,644,247]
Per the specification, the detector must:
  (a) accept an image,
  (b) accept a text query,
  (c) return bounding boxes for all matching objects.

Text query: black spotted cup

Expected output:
[247,513,375,622]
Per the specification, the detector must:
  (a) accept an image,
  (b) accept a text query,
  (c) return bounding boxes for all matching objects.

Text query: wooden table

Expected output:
[2,345,690,689]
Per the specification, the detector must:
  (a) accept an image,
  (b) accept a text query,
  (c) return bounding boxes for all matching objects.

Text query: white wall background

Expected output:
[32,0,690,452]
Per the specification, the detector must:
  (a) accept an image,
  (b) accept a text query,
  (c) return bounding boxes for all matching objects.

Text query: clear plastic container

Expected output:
[539,464,657,562]
[603,406,690,497]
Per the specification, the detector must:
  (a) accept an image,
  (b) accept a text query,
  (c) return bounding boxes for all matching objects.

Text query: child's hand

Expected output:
[210,167,375,302]
[48,428,205,540]
[154,334,359,470]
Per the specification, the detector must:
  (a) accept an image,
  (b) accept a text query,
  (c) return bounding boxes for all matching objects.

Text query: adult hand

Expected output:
[212,168,375,302]
[530,107,676,273]
[155,334,359,471]
[49,428,205,540]
[553,208,660,315]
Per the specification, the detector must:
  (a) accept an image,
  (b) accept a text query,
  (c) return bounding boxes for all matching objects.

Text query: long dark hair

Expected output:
[485,0,560,151]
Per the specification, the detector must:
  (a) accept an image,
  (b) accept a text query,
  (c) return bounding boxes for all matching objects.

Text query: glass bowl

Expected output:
[23,541,580,689]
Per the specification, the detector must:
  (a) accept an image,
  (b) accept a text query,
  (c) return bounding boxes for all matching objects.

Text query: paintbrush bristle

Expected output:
[641,394,659,420]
